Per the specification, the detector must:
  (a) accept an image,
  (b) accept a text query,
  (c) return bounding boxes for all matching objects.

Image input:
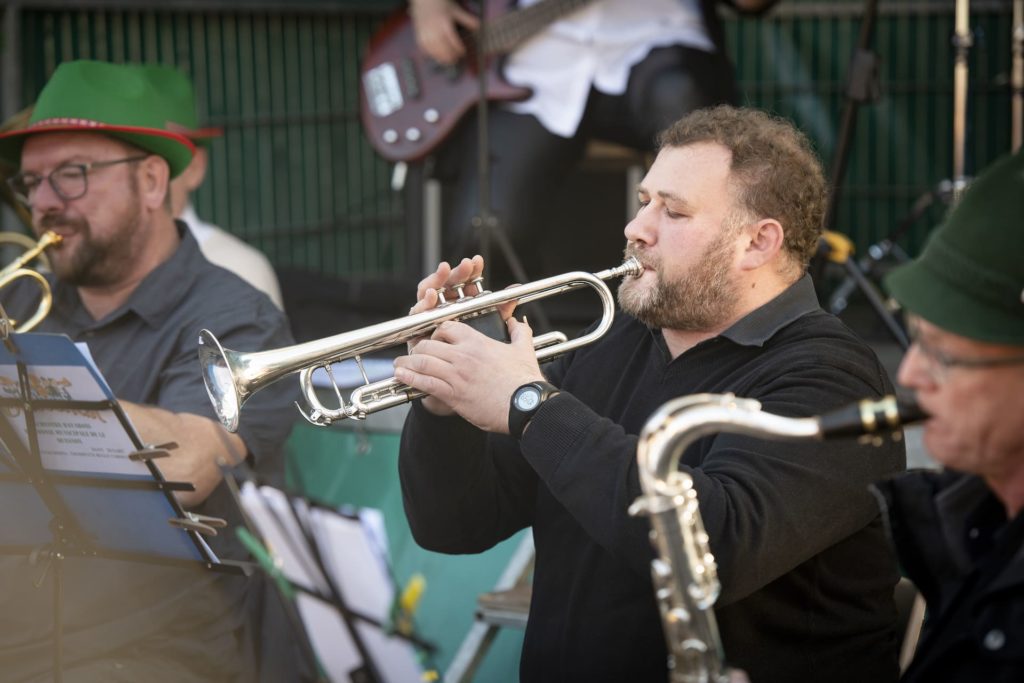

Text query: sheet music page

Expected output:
[311,506,424,682]
[296,593,365,683]
[238,483,373,681]
[0,356,149,476]
[237,483,330,594]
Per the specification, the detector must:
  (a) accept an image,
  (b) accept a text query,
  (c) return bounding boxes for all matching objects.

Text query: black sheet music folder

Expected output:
[0,331,236,570]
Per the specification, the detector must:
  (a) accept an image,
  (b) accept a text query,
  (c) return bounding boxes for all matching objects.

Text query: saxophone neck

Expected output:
[636,394,820,495]
[816,395,927,438]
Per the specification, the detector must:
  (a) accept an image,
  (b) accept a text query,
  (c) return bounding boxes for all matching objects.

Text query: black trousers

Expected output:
[432,44,738,284]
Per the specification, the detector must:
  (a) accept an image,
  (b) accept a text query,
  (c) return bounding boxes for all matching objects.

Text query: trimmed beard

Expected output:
[39,172,143,287]
[617,231,739,331]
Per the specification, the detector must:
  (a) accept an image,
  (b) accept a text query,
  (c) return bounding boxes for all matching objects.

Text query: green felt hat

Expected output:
[0,60,195,177]
[134,64,223,145]
[884,151,1024,345]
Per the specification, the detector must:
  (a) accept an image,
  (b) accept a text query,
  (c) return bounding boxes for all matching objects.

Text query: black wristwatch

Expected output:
[508,381,560,440]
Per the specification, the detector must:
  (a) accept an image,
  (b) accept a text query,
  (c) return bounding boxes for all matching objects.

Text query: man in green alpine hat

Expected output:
[874,150,1024,682]
[0,60,296,682]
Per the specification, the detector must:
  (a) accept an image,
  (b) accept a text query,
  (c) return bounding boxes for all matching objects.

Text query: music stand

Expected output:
[227,473,437,683]
[0,331,243,682]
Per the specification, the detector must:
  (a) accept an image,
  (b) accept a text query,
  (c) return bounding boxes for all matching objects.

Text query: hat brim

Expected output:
[167,122,224,141]
[0,123,194,178]
[884,258,1024,345]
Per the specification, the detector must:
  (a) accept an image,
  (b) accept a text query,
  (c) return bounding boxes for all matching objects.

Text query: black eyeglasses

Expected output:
[907,319,1024,384]
[6,155,149,206]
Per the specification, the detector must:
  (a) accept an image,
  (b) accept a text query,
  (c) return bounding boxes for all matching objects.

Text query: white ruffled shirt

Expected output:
[503,0,714,138]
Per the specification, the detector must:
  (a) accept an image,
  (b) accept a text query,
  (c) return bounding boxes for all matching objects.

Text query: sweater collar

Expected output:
[720,273,821,347]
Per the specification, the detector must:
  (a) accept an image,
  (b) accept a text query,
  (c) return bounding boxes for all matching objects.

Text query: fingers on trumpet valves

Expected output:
[436,277,486,305]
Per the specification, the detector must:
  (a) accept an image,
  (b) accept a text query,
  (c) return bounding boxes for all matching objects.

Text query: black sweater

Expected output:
[400,277,905,683]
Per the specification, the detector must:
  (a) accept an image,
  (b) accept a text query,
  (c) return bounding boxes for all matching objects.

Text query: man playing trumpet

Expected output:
[394,106,905,682]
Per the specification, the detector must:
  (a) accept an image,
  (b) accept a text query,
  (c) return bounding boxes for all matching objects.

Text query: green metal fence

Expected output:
[3,2,409,279]
[730,0,1014,253]
[1,0,1015,272]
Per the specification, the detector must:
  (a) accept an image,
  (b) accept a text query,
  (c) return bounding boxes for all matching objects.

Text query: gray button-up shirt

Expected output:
[1,223,296,681]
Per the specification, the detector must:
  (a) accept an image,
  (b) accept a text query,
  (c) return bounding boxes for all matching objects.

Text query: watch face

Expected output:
[514,386,542,411]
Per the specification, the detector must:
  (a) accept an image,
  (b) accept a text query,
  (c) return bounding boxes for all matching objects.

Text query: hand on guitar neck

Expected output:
[410,0,481,65]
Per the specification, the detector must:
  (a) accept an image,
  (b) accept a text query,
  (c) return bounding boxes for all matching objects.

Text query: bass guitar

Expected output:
[359,0,593,162]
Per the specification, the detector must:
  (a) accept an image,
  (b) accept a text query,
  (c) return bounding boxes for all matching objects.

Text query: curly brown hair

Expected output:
[657,106,827,272]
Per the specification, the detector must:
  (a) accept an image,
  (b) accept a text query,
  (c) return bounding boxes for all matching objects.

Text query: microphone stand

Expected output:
[469,2,550,330]
[817,0,910,349]
[951,0,972,204]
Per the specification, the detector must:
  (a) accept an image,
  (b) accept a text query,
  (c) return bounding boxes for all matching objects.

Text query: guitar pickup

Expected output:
[363,62,404,118]
[399,57,421,100]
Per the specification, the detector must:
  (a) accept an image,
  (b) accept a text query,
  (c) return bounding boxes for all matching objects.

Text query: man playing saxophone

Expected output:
[877,150,1024,682]
[394,106,906,682]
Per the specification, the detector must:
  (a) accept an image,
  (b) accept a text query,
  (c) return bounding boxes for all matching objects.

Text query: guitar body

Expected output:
[359,0,533,163]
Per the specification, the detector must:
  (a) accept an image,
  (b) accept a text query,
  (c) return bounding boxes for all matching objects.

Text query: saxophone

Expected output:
[629,393,924,683]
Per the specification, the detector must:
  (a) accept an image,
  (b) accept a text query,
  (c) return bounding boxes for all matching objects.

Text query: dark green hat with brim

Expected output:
[884,150,1024,345]
[0,60,195,177]
[134,64,224,145]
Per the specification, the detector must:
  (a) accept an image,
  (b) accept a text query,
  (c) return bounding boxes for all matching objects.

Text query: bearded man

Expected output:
[0,60,295,681]
[392,106,906,683]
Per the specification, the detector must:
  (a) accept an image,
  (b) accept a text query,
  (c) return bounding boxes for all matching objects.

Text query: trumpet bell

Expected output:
[198,329,246,432]
[0,230,62,333]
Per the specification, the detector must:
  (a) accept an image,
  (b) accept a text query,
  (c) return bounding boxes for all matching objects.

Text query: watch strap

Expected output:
[508,381,560,440]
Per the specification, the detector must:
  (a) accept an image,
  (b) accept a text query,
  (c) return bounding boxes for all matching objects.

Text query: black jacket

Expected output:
[400,277,905,682]
[875,470,1024,683]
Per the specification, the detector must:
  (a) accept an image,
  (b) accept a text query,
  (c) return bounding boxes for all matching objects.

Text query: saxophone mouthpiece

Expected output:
[818,394,928,438]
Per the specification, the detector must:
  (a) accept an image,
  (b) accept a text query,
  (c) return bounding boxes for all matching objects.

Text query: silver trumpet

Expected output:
[199,258,643,432]
[629,393,925,683]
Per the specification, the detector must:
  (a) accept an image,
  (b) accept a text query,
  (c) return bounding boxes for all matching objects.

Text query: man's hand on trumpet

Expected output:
[394,256,545,434]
